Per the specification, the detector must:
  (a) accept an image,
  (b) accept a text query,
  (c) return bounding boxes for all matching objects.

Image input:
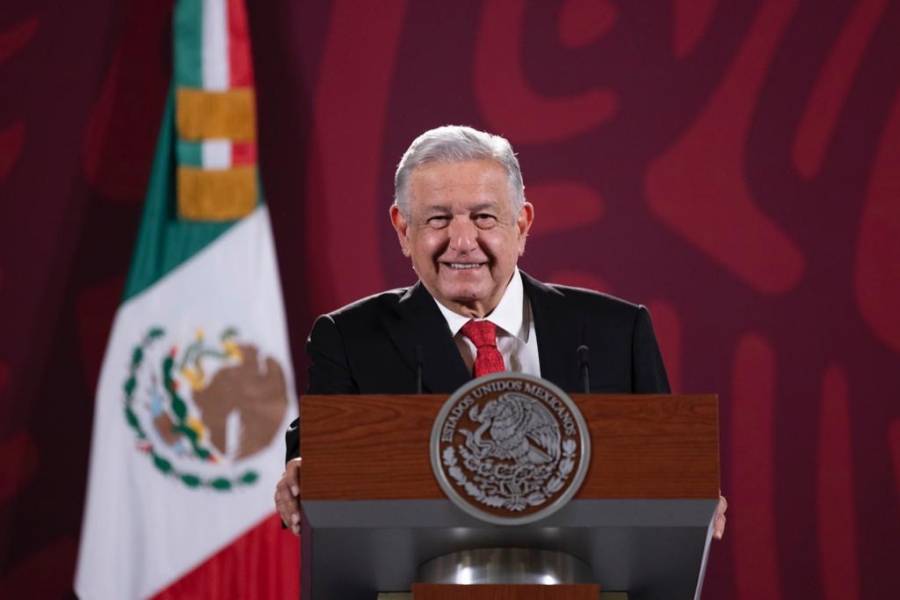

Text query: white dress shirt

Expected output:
[432,269,541,377]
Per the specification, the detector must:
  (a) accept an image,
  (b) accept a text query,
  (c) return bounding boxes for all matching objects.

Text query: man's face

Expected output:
[390,159,534,318]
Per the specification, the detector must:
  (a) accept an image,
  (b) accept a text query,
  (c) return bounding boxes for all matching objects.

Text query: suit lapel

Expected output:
[382,282,471,394]
[383,274,582,394]
[523,272,581,393]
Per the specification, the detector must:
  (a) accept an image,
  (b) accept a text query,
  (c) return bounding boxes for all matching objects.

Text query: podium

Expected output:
[300,393,719,600]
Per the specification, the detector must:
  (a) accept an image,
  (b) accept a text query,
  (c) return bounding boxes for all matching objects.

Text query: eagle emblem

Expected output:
[123,325,288,491]
[431,373,590,525]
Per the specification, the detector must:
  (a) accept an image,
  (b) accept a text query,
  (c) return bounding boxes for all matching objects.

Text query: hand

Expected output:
[275,457,303,535]
[713,494,727,540]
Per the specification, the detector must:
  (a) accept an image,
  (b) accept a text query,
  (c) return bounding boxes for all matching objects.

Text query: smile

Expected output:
[443,262,485,270]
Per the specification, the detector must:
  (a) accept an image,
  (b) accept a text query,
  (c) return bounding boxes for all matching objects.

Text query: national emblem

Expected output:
[430,373,591,525]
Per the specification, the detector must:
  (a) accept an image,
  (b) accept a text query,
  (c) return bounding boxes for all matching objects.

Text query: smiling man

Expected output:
[391,154,533,320]
[274,125,725,539]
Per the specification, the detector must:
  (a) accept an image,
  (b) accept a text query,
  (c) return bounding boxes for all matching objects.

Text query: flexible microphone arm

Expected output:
[415,345,424,394]
[577,344,590,394]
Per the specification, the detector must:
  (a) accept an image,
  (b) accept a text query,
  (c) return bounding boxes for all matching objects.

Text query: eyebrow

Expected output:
[422,202,497,213]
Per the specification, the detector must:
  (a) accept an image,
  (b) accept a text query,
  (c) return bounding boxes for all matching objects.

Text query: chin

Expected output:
[434,280,476,299]
[432,269,496,305]
[442,287,478,302]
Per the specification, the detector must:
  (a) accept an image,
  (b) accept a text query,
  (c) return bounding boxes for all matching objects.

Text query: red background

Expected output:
[1,0,899,597]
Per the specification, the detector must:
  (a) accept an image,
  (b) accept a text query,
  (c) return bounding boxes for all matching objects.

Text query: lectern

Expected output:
[300,393,719,599]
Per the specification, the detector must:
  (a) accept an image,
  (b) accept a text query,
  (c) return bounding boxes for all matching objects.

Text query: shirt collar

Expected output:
[433,268,527,340]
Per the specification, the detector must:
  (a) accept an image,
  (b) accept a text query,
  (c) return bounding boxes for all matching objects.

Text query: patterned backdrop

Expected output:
[1,0,898,597]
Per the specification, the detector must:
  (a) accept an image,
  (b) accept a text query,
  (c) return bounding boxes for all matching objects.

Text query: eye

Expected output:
[473,213,498,228]
[426,215,450,228]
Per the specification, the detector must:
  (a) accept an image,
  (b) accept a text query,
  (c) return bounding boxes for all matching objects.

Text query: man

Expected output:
[274,125,726,538]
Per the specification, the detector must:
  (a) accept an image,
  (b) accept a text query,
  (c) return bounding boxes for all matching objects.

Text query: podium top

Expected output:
[300,393,719,501]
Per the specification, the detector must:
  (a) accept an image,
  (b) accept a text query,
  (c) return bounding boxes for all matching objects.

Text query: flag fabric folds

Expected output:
[75,1,297,597]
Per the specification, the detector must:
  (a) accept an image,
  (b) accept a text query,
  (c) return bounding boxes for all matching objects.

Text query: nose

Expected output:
[447,216,478,253]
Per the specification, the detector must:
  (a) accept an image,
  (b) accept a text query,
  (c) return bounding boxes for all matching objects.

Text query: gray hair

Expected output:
[393,125,525,216]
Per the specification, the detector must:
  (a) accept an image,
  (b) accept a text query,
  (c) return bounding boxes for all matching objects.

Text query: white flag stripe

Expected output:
[202,0,229,90]
[202,139,232,169]
[75,206,296,599]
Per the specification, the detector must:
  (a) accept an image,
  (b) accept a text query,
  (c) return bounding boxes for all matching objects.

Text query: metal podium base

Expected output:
[417,548,594,585]
[377,592,629,599]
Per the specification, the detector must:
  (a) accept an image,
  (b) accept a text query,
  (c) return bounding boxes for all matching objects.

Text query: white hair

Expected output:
[393,125,525,216]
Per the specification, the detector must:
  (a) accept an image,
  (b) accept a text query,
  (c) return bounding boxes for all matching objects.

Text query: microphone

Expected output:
[577,344,590,394]
[415,345,424,394]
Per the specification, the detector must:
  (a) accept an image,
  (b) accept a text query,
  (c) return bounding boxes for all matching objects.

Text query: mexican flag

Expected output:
[75,1,298,597]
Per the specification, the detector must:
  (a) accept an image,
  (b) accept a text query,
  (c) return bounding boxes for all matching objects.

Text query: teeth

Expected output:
[447,263,481,270]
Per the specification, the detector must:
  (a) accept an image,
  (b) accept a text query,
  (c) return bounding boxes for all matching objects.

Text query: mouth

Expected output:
[441,262,487,271]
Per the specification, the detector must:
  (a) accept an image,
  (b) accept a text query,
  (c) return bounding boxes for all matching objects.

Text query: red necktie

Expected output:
[461,320,506,377]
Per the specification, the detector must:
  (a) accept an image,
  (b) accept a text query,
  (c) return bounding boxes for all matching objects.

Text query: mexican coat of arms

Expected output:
[430,373,591,525]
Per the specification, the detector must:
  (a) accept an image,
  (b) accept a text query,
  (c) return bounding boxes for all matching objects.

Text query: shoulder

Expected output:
[309,286,412,336]
[324,286,410,319]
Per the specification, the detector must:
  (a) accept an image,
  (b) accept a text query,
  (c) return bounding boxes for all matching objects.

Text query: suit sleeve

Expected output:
[284,314,359,462]
[631,305,671,393]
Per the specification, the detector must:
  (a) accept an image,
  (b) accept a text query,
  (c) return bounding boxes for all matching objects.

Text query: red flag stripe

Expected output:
[150,514,299,600]
[231,140,256,166]
[227,0,252,87]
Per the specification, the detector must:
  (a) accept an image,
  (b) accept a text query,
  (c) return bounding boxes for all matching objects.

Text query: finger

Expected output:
[277,507,291,528]
[281,505,300,526]
[275,487,292,510]
[280,490,302,520]
[275,496,292,522]
[274,487,287,516]
[276,488,299,510]
[275,488,299,522]
[278,507,301,531]
[275,473,291,497]
[287,458,303,496]
[275,490,291,512]
[713,514,726,540]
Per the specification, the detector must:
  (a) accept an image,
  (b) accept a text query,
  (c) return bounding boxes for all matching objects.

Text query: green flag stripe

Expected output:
[173,0,203,89]
[176,139,204,167]
[123,88,235,301]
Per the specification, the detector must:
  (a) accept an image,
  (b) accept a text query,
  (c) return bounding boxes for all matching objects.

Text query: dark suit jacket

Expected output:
[285,272,669,460]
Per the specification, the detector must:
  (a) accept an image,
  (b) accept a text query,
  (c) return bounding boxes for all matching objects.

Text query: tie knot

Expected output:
[461,320,497,348]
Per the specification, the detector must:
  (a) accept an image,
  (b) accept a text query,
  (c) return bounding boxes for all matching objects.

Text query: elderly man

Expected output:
[275,125,726,538]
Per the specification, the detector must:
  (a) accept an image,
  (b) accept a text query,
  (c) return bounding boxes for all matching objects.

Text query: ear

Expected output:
[389,204,411,257]
[516,201,535,255]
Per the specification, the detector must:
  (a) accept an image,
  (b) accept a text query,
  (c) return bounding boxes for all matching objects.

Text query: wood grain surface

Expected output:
[300,394,719,500]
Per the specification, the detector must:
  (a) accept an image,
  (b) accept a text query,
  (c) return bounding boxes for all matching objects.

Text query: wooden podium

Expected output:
[300,394,719,600]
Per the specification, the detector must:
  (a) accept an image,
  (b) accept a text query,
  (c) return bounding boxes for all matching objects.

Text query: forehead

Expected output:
[407,159,512,209]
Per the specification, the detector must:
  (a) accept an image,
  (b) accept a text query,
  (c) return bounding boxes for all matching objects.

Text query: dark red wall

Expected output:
[1,0,899,597]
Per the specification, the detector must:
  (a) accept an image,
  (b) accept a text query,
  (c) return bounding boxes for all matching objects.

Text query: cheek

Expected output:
[411,232,444,260]
[483,231,519,259]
